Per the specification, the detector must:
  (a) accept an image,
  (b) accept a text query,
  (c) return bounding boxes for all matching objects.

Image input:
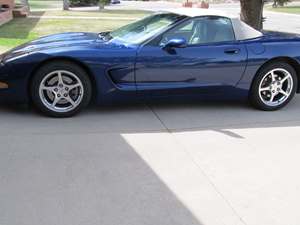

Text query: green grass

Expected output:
[266,5,300,14]
[0,9,150,53]
[15,0,62,10]
[31,9,150,18]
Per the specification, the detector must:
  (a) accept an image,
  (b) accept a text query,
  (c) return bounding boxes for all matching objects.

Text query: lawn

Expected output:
[0,9,150,53]
[30,9,150,18]
[15,0,62,10]
[266,5,300,14]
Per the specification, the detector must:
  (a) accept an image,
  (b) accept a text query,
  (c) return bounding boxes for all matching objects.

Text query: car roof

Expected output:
[162,8,236,19]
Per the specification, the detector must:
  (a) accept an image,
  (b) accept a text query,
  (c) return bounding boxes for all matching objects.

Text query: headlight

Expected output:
[5,53,28,63]
[0,51,29,64]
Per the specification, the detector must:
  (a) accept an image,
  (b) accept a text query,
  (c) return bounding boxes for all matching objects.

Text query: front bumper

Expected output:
[0,63,28,103]
[0,80,28,103]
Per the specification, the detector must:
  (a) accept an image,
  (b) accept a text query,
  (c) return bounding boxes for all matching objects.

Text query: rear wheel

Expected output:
[31,61,92,117]
[250,62,297,111]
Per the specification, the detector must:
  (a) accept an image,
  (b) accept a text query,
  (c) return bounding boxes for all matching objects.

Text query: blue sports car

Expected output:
[1,8,300,117]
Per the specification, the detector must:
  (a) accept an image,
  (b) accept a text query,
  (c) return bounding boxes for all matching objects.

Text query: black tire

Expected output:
[30,61,92,117]
[250,62,298,111]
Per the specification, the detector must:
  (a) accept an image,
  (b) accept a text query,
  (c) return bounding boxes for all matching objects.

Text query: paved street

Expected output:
[212,3,300,33]
[2,2,300,225]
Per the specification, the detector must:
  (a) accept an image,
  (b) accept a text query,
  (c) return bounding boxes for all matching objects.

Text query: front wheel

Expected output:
[31,61,92,117]
[250,62,298,111]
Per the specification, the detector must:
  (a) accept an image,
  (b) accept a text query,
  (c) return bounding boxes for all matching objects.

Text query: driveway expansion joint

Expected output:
[147,103,248,225]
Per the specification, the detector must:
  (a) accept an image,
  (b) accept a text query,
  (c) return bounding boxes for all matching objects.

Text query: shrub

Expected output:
[69,0,99,7]
[273,0,291,7]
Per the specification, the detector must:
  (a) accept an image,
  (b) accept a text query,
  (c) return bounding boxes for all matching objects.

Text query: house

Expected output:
[0,0,14,26]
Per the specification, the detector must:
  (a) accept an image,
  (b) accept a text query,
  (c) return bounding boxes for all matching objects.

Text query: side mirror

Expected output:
[162,38,187,49]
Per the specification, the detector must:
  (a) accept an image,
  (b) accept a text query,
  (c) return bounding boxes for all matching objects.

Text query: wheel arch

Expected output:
[28,56,97,102]
[252,56,300,93]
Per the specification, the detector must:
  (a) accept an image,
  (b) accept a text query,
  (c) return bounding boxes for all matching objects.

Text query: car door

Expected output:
[135,16,248,96]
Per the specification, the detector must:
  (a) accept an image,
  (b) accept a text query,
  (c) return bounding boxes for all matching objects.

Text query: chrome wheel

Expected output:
[258,68,293,107]
[39,70,84,113]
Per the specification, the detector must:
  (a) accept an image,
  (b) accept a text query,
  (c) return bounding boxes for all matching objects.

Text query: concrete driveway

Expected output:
[1,95,300,225]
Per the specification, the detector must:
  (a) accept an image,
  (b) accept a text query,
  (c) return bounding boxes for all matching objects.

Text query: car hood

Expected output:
[1,32,138,64]
[4,32,99,56]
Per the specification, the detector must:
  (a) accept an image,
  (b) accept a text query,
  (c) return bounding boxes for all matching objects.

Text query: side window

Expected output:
[160,17,235,46]
[160,20,195,45]
[178,20,194,32]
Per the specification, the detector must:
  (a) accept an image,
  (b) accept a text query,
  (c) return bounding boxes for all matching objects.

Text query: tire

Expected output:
[31,61,92,117]
[250,62,298,111]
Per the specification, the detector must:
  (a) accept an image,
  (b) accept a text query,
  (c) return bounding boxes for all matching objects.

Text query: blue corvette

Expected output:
[1,8,300,117]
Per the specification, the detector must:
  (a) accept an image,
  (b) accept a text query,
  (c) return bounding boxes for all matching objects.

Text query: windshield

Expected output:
[107,13,183,45]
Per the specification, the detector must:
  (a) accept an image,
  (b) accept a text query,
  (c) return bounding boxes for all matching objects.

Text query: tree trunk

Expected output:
[99,2,105,11]
[240,0,264,30]
[63,0,69,10]
[20,0,30,12]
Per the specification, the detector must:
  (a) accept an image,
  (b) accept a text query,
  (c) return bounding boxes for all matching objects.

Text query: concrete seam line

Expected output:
[146,103,171,132]
[146,103,248,225]
[169,131,248,225]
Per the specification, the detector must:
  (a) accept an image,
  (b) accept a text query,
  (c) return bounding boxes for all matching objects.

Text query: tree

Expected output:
[99,0,110,11]
[20,0,30,11]
[63,0,70,10]
[99,0,105,10]
[240,0,264,30]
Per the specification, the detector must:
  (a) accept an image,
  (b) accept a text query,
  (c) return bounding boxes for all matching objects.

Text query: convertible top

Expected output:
[163,8,263,41]
[164,8,233,18]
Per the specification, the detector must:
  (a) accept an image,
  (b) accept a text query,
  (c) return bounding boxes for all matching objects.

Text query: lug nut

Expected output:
[65,87,69,91]
[57,94,61,97]
[59,84,63,88]
[54,88,58,92]
[64,94,68,97]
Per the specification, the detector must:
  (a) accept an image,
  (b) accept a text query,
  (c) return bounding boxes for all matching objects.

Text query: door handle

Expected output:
[224,48,240,54]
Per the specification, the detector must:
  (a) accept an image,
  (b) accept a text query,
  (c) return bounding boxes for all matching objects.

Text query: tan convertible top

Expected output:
[163,8,263,40]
